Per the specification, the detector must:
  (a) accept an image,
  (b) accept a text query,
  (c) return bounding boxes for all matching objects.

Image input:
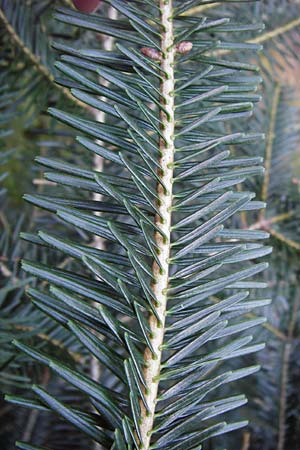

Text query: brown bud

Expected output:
[176,41,193,54]
[141,47,162,61]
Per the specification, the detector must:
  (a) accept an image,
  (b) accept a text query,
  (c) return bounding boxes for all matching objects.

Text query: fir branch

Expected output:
[261,84,281,206]
[241,431,251,450]
[220,16,300,55]
[0,6,85,110]
[277,295,300,450]
[269,228,300,251]
[252,17,300,45]
[21,368,50,443]
[13,325,83,363]
[277,342,291,450]
[211,17,300,58]
[15,1,270,448]
[90,4,118,390]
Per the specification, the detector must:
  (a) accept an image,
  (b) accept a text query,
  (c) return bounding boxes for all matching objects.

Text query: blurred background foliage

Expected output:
[0,0,300,449]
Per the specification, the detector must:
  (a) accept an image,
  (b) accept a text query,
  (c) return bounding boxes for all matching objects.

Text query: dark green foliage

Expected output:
[1,1,300,449]
[0,0,85,121]
[5,1,272,448]
[237,85,300,450]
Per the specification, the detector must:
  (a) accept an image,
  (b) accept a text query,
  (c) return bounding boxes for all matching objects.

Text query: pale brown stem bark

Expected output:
[90,6,118,385]
[139,1,175,448]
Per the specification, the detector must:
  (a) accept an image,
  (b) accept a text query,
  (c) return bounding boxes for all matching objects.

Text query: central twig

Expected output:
[139,0,175,448]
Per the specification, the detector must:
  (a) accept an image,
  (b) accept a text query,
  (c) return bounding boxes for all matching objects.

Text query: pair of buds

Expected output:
[141,42,193,61]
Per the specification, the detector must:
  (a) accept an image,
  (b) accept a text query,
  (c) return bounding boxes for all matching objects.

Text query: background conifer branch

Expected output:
[90,4,118,389]
[0,5,86,109]
[261,84,281,206]
[277,294,300,450]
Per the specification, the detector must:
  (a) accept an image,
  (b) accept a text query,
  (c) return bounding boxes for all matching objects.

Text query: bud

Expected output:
[176,41,193,54]
[141,47,162,61]
[72,0,101,13]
